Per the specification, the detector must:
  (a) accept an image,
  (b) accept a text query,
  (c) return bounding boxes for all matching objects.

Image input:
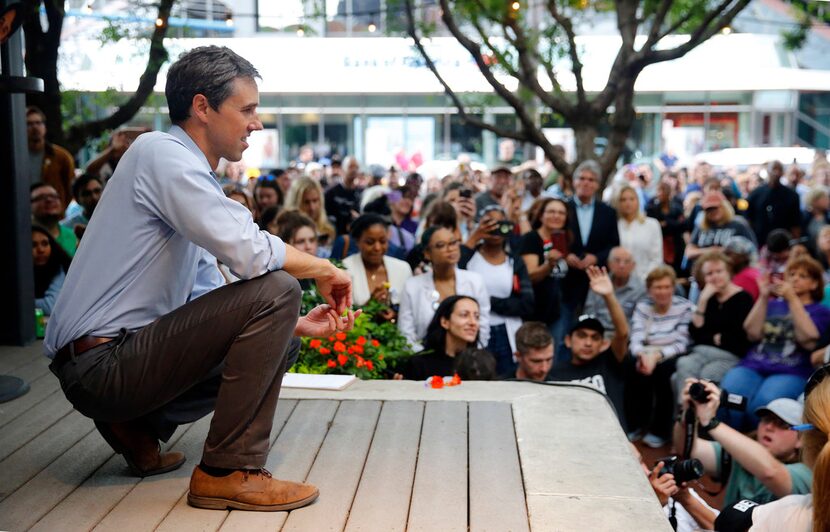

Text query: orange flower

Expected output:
[371,339,380,347]
[347,346,355,354]
[378,354,384,360]
[328,336,335,342]
[353,345,364,355]
[333,341,346,353]
[335,332,347,341]
[366,360,374,371]
[337,354,348,366]
[326,359,336,368]
[356,356,365,368]
[450,374,462,386]
[309,339,322,349]
[356,336,366,346]
[430,376,444,389]
[319,347,331,355]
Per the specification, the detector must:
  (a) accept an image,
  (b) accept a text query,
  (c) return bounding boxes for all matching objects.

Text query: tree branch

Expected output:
[64,0,174,152]
[642,0,674,50]
[546,1,585,106]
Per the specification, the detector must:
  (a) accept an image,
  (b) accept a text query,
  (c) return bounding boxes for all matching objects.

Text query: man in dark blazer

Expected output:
[564,160,620,321]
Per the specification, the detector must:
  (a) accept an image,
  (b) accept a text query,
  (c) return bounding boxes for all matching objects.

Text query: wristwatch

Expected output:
[700,417,721,431]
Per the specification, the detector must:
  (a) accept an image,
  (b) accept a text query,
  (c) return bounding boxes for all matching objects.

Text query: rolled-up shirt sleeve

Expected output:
[134,136,286,278]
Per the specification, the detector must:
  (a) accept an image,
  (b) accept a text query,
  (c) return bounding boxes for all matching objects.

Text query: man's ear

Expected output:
[563,335,572,349]
[191,94,211,124]
[600,338,611,352]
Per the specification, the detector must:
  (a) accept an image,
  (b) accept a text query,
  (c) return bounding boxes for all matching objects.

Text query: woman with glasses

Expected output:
[285,177,335,257]
[519,196,571,348]
[399,295,484,380]
[398,226,490,350]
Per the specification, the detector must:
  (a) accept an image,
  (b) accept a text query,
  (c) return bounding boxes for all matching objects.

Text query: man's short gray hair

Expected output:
[573,160,602,180]
[165,46,260,124]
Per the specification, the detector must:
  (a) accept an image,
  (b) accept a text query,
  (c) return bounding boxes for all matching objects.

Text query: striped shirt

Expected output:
[629,295,694,359]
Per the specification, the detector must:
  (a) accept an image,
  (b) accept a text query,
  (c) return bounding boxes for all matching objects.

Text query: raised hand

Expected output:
[587,265,613,296]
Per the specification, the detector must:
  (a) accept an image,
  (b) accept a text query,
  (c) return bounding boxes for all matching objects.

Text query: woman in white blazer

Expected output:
[342,214,413,312]
[398,226,490,350]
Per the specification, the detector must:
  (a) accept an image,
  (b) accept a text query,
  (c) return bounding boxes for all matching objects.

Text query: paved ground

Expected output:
[0,342,671,531]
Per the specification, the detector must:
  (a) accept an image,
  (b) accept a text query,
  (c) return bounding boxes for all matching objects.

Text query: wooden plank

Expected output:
[90,415,212,531]
[154,399,299,532]
[0,343,43,373]
[0,409,94,502]
[344,401,425,532]
[0,426,114,530]
[219,399,340,532]
[281,400,382,532]
[0,369,60,428]
[407,401,469,532]
[468,402,529,532]
[29,423,194,532]
[0,389,73,461]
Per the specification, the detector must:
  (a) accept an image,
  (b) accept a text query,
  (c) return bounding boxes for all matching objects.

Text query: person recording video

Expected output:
[673,378,812,519]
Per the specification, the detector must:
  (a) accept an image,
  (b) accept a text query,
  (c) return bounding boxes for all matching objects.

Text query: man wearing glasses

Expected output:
[30,182,77,256]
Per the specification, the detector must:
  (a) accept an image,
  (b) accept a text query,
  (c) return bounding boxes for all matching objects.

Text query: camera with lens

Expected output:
[489,220,514,236]
[656,456,704,484]
[689,381,747,411]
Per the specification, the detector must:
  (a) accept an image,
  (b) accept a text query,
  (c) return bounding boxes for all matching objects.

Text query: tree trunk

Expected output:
[23,0,65,147]
[573,121,599,170]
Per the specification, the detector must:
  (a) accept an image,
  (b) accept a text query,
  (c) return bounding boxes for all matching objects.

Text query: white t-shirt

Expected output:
[750,494,812,532]
[467,252,512,326]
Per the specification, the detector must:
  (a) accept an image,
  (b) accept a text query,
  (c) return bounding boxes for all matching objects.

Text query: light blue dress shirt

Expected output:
[574,197,595,246]
[44,126,287,357]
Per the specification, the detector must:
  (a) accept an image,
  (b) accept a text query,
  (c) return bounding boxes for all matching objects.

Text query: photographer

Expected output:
[673,379,812,513]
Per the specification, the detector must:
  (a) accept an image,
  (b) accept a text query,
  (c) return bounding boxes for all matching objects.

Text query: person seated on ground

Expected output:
[285,176,335,256]
[277,210,319,290]
[674,379,812,516]
[728,365,829,532]
[453,348,498,381]
[672,250,754,404]
[223,183,257,219]
[758,229,803,284]
[388,186,418,252]
[342,213,412,319]
[253,177,283,221]
[462,205,534,376]
[510,321,554,381]
[31,182,77,257]
[398,295,483,381]
[720,256,830,430]
[407,200,459,273]
[582,246,645,338]
[627,265,694,447]
[723,235,761,302]
[257,205,281,235]
[801,186,830,256]
[548,266,630,428]
[684,190,755,267]
[398,226,490,350]
[632,443,719,532]
[32,225,71,316]
[61,174,103,241]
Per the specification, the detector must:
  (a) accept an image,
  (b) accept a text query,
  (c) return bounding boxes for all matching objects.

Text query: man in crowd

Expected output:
[61,174,103,237]
[511,322,554,381]
[27,106,75,208]
[582,246,645,336]
[325,155,362,235]
[548,266,629,429]
[44,45,356,512]
[474,165,512,216]
[746,160,801,246]
[31,182,77,256]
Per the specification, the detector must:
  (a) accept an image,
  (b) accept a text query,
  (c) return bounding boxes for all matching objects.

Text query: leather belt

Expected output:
[52,335,116,371]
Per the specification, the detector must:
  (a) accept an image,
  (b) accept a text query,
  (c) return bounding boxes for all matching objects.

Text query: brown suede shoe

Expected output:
[95,420,186,477]
[187,466,319,511]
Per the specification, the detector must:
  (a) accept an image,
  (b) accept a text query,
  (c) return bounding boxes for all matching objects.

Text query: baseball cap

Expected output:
[568,314,605,336]
[701,190,725,209]
[754,398,803,426]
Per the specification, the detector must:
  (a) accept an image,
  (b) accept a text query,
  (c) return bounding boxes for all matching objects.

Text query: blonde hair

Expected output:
[645,264,677,289]
[285,177,335,244]
[700,198,735,231]
[802,372,830,531]
[613,184,645,223]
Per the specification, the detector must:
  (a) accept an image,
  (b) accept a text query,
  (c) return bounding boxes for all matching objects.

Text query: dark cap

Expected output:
[568,314,605,336]
[491,165,513,176]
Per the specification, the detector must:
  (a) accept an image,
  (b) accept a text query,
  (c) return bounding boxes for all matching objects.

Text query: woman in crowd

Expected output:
[32,225,71,316]
[672,250,753,403]
[519,196,571,348]
[723,235,761,301]
[646,179,687,275]
[398,226,490,350]
[462,205,534,376]
[285,176,335,256]
[343,214,412,319]
[399,295,482,380]
[628,265,694,447]
[387,187,418,254]
[406,200,458,273]
[685,190,755,264]
[223,184,257,219]
[720,256,830,430]
[614,184,663,282]
[745,365,830,532]
[277,210,318,289]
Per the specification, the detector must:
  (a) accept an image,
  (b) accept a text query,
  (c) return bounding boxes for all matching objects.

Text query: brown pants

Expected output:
[50,270,301,469]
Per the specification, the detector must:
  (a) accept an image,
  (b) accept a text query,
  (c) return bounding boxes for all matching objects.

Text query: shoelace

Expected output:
[242,468,273,481]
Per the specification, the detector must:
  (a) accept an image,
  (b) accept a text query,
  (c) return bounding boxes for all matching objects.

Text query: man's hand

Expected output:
[649,462,678,506]
[587,265,613,297]
[636,350,661,376]
[565,253,582,269]
[294,304,361,337]
[316,266,353,315]
[581,253,598,269]
[682,378,720,426]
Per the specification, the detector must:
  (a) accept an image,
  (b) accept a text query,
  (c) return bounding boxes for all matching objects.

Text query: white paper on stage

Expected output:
[281,372,358,390]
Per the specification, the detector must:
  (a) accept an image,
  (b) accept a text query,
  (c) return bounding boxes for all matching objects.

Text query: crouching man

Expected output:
[44,46,357,512]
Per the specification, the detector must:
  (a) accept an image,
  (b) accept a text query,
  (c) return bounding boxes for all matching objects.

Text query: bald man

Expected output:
[582,246,645,337]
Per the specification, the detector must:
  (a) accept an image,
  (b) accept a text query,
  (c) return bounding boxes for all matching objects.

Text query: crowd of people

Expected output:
[27,95,830,530]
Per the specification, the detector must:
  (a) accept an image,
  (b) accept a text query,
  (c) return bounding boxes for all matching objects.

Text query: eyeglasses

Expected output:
[31,193,59,203]
[430,239,460,251]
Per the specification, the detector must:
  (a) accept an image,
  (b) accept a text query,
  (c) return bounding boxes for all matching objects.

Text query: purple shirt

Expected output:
[740,299,830,378]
